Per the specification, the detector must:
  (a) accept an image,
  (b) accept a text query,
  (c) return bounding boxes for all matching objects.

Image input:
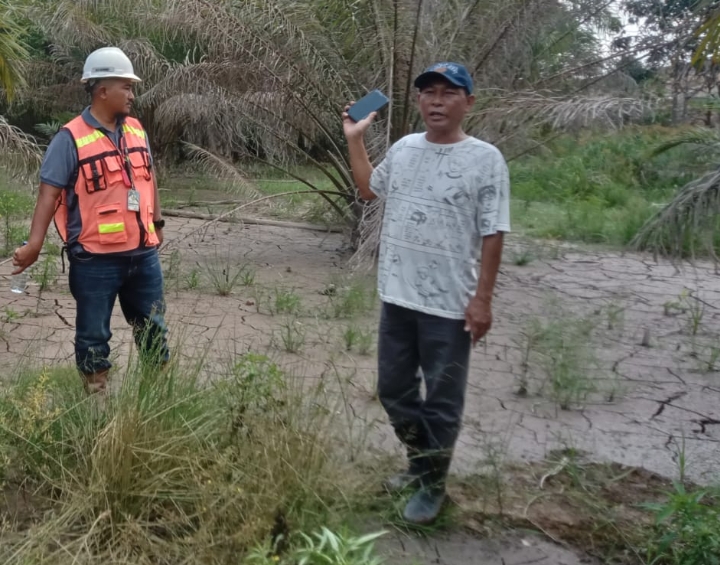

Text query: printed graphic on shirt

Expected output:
[371,134,510,319]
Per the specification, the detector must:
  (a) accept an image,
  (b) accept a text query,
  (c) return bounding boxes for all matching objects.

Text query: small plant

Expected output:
[273,288,301,315]
[276,318,306,353]
[702,345,720,373]
[32,254,58,292]
[251,286,271,314]
[681,290,705,336]
[0,189,33,257]
[208,260,253,296]
[666,289,706,336]
[646,482,720,565]
[325,278,375,319]
[2,308,19,323]
[343,325,375,355]
[356,329,374,356]
[511,248,534,266]
[246,528,386,565]
[513,319,545,396]
[227,353,286,420]
[185,267,200,290]
[520,306,600,410]
[241,265,256,287]
[343,326,358,351]
[295,528,386,565]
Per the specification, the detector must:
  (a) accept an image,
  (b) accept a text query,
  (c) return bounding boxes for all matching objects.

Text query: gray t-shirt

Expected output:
[370,133,511,320]
[40,107,154,256]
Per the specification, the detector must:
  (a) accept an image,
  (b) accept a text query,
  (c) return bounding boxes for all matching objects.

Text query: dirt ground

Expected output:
[1,217,718,563]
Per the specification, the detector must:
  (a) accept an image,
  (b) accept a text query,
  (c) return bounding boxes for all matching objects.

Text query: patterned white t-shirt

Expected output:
[369,133,510,320]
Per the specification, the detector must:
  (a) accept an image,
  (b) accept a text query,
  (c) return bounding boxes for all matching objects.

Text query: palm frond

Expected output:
[181,142,259,197]
[0,114,42,180]
[632,168,720,262]
[0,0,30,102]
[650,127,720,158]
[473,93,651,133]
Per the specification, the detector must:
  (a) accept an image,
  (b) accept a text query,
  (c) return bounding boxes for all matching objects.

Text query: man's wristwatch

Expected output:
[153,219,165,230]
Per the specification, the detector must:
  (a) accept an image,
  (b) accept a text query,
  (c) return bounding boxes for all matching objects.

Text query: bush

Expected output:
[0,352,377,564]
[647,482,720,565]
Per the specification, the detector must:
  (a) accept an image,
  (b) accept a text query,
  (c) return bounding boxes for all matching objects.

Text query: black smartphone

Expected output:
[347,89,389,122]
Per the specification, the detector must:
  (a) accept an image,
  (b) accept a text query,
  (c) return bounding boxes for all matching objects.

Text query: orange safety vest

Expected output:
[54,115,159,254]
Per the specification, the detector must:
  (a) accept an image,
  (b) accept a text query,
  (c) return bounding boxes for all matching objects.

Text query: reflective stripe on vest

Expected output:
[98,222,125,234]
[75,130,104,149]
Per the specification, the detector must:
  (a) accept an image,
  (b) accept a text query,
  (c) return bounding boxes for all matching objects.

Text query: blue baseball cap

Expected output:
[414,62,473,94]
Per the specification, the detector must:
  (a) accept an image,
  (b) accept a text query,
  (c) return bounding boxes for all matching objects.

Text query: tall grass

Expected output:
[0,349,378,564]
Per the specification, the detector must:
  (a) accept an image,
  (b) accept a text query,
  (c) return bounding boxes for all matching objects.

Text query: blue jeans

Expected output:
[377,302,471,487]
[68,249,169,375]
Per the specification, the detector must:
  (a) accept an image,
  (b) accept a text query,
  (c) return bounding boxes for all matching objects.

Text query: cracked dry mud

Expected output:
[2,218,719,565]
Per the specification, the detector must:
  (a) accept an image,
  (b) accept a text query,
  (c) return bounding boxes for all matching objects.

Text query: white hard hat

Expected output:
[81,47,141,83]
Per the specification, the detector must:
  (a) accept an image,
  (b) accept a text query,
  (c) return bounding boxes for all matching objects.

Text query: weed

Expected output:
[511,248,534,266]
[208,260,254,296]
[251,286,271,314]
[241,265,256,286]
[246,528,386,565]
[520,305,600,410]
[0,349,372,563]
[701,344,720,372]
[273,287,302,315]
[680,290,705,336]
[342,325,375,356]
[185,267,201,290]
[646,482,720,565]
[31,254,58,292]
[513,320,545,396]
[479,435,509,515]
[343,326,358,351]
[295,528,386,565]
[0,188,33,257]
[2,307,18,323]
[276,317,306,353]
[326,278,375,319]
[356,330,374,356]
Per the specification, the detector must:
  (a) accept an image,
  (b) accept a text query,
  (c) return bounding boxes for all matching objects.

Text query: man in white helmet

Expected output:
[12,47,169,393]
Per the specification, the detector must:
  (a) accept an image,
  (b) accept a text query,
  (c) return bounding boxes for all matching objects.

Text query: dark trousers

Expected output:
[68,249,169,375]
[377,302,471,488]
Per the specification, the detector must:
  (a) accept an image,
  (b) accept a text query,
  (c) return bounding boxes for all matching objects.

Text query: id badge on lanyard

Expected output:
[119,133,141,212]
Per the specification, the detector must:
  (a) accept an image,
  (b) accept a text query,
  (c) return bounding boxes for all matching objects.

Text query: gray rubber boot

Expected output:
[402,452,450,525]
[403,485,446,525]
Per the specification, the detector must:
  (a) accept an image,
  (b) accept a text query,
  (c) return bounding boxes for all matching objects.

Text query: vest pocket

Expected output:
[81,160,107,193]
[96,203,128,245]
[128,150,152,181]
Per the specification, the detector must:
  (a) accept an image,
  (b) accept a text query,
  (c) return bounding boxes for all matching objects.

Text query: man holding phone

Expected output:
[342,62,509,525]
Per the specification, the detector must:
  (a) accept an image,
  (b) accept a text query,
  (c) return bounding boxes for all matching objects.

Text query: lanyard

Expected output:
[100,125,134,189]
[117,129,135,189]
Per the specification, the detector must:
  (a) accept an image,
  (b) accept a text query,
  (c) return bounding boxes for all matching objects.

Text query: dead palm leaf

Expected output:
[632,168,720,262]
[0,114,42,180]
